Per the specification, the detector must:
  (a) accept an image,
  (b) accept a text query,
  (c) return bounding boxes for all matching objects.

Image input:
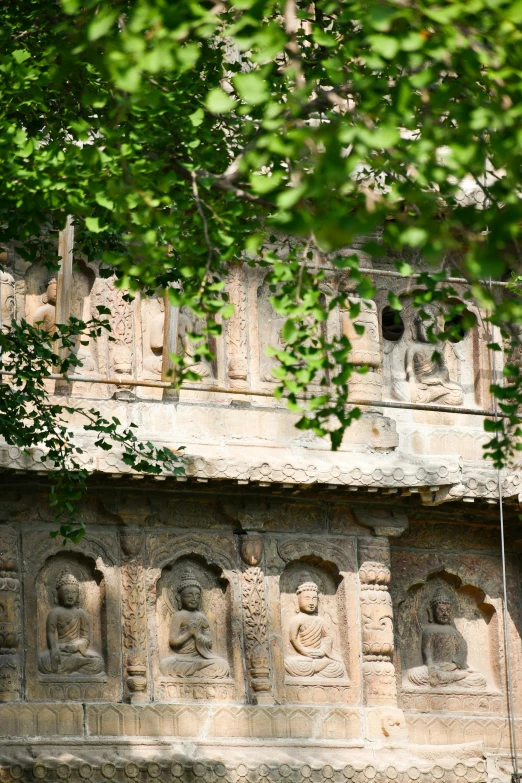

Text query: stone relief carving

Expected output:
[28,274,57,334]
[284,579,346,679]
[120,529,149,704]
[24,533,121,701]
[358,538,397,706]
[240,537,273,703]
[178,309,214,381]
[154,555,233,690]
[383,302,466,406]
[405,586,486,690]
[0,270,16,326]
[0,527,21,702]
[405,311,464,406]
[279,562,348,683]
[161,567,229,679]
[225,262,248,390]
[69,262,97,376]
[341,296,383,402]
[38,570,104,676]
[142,298,165,379]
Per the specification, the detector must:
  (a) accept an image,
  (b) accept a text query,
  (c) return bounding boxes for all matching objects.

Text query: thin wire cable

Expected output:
[488,293,520,779]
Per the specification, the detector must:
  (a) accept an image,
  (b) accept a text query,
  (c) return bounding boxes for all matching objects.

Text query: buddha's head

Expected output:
[177,569,202,611]
[56,571,80,608]
[296,581,319,615]
[430,589,454,625]
[45,278,57,306]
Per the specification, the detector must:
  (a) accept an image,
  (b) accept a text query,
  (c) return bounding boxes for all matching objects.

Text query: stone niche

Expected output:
[396,573,501,713]
[23,535,121,701]
[149,541,244,703]
[267,538,359,705]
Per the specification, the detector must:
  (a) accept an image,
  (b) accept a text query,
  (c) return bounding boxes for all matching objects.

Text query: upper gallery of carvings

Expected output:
[0,248,515,505]
[0,252,493,412]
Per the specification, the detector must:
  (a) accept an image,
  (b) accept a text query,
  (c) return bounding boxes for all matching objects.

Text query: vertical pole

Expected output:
[56,215,74,327]
[161,288,180,399]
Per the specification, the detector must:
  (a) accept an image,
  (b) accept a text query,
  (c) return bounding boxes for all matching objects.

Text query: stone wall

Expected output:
[0,490,519,783]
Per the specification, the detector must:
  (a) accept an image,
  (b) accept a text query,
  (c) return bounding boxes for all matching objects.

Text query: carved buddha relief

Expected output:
[405,587,485,689]
[284,580,346,679]
[35,555,106,682]
[398,578,495,693]
[280,563,348,683]
[161,568,229,679]
[24,264,58,334]
[38,570,104,676]
[157,558,231,682]
[382,301,469,407]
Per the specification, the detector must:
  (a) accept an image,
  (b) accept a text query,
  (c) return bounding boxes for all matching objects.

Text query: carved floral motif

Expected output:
[241,541,273,702]
[120,529,149,703]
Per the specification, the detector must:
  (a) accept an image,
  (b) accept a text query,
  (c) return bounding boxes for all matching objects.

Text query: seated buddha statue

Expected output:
[161,569,230,678]
[405,314,464,406]
[38,571,104,676]
[406,589,486,689]
[284,581,346,679]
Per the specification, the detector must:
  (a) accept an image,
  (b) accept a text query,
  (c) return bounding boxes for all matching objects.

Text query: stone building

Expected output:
[0,242,521,783]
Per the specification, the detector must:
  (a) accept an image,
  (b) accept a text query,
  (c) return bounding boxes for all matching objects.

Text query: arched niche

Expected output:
[23,533,121,701]
[279,559,349,683]
[266,535,359,706]
[148,545,244,702]
[397,571,499,695]
[156,555,231,678]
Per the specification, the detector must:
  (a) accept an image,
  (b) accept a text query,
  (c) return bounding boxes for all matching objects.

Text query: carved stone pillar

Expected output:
[341,297,382,402]
[239,535,274,704]
[358,537,396,706]
[226,262,248,390]
[120,529,149,703]
[0,527,21,701]
[341,297,398,449]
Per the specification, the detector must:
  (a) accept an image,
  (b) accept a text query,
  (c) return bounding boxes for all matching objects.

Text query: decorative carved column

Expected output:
[239,535,274,704]
[358,537,397,706]
[341,296,398,449]
[226,262,248,390]
[0,527,22,701]
[120,528,149,703]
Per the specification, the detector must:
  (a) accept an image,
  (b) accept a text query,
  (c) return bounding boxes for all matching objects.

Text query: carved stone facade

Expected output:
[1,256,522,782]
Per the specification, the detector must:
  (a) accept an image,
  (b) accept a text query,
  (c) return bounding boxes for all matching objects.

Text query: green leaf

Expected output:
[189,108,204,127]
[205,88,236,114]
[367,35,400,59]
[85,217,108,233]
[12,50,30,64]
[387,292,403,311]
[87,8,118,41]
[233,72,269,105]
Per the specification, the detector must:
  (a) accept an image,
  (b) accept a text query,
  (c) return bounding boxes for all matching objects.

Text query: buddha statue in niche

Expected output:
[33,277,57,334]
[161,568,230,679]
[284,581,346,679]
[405,312,464,406]
[406,588,486,689]
[38,571,104,676]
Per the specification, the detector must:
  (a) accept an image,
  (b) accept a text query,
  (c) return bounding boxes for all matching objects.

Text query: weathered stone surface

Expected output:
[1,258,521,782]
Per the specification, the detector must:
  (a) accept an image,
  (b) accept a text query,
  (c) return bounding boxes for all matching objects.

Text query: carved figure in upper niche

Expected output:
[38,571,104,676]
[178,311,213,380]
[161,569,229,678]
[33,278,57,334]
[143,311,165,376]
[285,581,345,679]
[405,313,464,406]
[406,589,486,689]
